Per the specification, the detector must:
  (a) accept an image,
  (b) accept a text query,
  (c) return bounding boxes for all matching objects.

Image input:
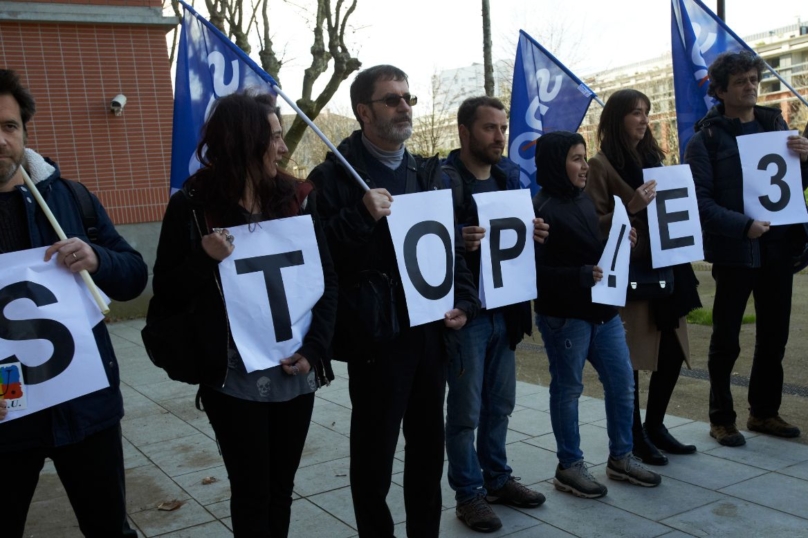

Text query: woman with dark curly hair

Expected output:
[150,92,338,537]
[586,89,702,465]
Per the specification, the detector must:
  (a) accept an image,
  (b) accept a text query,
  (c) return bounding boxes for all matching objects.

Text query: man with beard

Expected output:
[441,96,547,532]
[0,69,146,536]
[308,65,479,537]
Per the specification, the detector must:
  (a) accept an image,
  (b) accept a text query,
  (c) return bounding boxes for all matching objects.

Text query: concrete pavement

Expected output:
[24,318,808,537]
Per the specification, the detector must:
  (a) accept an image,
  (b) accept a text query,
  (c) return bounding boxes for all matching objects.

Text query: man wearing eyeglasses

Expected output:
[309,64,479,537]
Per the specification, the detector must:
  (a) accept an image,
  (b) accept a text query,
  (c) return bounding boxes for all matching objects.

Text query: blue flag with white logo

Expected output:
[671,0,749,160]
[509,30,597,195]
[171,0,278,193]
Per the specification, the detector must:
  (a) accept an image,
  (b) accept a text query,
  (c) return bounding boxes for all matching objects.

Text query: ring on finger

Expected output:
[226,234,234,245]
[72,252,78,260]
[291,365,299,375]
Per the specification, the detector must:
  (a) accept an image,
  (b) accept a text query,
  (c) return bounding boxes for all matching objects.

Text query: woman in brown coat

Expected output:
[586,89,702,465]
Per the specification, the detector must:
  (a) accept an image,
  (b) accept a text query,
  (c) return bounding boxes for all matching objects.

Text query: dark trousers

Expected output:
[348,327,446,538]
[709,248,793,425]
[7,423,136,538]
[201,387,315,538]
[633,329,687,431]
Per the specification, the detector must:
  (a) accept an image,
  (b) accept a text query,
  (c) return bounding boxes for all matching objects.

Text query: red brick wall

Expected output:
[0,21,175,224]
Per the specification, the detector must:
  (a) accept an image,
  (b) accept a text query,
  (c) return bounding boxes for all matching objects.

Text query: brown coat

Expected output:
[585,151,691,371]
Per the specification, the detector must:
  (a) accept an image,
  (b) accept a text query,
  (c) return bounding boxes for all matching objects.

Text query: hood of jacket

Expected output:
[22,148,59,187]
[534,131,586,199]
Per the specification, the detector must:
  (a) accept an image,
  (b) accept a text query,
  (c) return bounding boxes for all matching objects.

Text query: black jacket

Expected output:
[685,104,808,267]
[150,184,338,387]
[1,153,147,451]
[441,150,532,350]
[532,132,617,323]
[308,130,480,361]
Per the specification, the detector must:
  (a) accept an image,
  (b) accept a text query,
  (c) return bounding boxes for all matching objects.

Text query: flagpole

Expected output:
[20,168,110,315]
[272,85,370,193]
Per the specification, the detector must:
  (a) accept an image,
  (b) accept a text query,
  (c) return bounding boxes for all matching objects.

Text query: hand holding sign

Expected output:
[462,226,486,252]
[44,238,99,274]
[533,218,549,244]
[786,134,808,162]
[202,228,235,261]
[739,131,808,226]
[627,180,658,215]
[444,308,468,330]
[0,398,6,421]
[592,195,631,307]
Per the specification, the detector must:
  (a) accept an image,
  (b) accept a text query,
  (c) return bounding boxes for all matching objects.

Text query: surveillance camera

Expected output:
[110,94,127,116]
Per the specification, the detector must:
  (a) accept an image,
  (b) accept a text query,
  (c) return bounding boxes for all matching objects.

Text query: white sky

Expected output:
[181,0,808,116]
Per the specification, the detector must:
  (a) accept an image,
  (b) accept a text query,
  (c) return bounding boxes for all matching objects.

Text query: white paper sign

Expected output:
[645,165,704,268]
[218,216,324,373]
[0,247,110,422]
[387,190,455,327]
[739,130,808,225]
[474,189,537,309]
[592,196,632,307]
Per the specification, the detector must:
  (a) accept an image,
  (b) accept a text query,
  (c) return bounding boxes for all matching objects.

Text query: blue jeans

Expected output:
[537,314,634,467]
[445,310,516,503]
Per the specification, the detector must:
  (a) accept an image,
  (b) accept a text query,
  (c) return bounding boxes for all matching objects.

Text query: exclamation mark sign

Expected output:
[608,224,627,288]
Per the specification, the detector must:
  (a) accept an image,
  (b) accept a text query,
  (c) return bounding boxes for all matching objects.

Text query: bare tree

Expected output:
[409,71,471,157]
[482,0,494,97]
[176,0,361,162]
[283,107,358,175]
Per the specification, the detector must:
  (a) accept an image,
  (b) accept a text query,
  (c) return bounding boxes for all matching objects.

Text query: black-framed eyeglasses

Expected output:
[366,93,418,107]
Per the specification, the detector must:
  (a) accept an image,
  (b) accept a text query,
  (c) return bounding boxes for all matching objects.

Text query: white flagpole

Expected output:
[272,85,371,193]
[20,168,109,315]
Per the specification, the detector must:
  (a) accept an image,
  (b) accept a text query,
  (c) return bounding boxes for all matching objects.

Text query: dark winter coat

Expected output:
[0,153,147,451]
[441,150,532,350]
[684,104,808,267]
[308,130,480,362]
[532,132,617,323]
[149,182,338,388]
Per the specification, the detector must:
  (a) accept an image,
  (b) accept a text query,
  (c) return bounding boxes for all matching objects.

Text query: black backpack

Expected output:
[61,178,99,243]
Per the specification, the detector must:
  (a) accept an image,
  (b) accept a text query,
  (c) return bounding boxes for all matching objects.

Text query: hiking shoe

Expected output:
[606,455,662,487]
[553,461,608,499]
[486,477,546,508]
[747,415,801,438]
[456,495,502,533]
[710,423,746,447]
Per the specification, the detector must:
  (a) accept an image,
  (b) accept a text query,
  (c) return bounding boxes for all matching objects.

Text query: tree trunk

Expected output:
[482,0,494,96]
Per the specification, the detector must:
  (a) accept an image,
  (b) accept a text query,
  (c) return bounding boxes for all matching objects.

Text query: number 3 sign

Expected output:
[738,130,808,226]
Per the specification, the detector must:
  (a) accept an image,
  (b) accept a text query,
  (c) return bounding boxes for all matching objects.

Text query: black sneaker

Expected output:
[455,495,502,533]
[486,476,546,508]
[553,461,608,499]
[606,455,662,487]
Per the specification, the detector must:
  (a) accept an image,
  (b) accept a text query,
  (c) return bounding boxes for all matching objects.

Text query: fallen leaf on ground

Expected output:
[157,499,184,511]
[202,476,217,485]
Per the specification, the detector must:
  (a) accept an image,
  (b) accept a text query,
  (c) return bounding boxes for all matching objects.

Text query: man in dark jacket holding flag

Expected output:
[0,69,147,537]
[309,64,479,538]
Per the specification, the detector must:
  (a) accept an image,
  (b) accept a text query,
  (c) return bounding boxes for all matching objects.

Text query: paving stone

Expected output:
[310,398,353,436]
[123,408,200,448]
[596,471,726,521]
[778,460,808,481]
[288,498,357,538]
[174,465,231,506]
[508,407,554,437]
[661,498,808,537]
[294,455,352,497]
[316,386,353,408]
[126,464,192,515]
[153,520,232,537]
[706,433,808,471]
[133,378,200,404]
[23,495,83,537]
[654,452,768,490]
[129,499,215,537]
[719,471,808,520]
[308,483,405,530]
[299,422,351,468]
[397,504,543,537]
[137,432,223,478]
[31,460,67,503]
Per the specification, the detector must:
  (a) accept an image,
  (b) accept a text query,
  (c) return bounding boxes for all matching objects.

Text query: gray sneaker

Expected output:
[455,495,502,533]
[553,461,608,498]
[606,454,662,487]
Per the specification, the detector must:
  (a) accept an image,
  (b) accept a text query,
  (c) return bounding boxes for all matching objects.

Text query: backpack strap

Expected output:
[61,178,99,243]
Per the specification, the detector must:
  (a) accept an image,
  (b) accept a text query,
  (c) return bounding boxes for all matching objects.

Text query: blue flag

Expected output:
[508,30,597,195]
[171,0,278,193]
[671,0,749,160]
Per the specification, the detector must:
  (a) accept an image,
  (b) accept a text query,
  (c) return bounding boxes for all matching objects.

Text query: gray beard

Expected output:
[0,161,21,187]
[377,119,412,145]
